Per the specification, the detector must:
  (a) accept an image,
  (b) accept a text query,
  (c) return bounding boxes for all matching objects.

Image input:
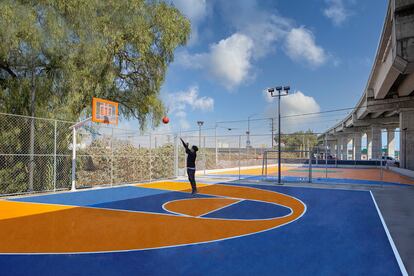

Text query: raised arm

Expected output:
[180,138,189,148]
[180,138,191,154]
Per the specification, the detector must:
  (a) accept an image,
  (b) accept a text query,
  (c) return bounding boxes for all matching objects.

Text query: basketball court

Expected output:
[0,177,411,275]
[0,96,412,275]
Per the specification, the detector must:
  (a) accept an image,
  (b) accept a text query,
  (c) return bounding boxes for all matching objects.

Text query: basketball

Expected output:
[162,116,169,124]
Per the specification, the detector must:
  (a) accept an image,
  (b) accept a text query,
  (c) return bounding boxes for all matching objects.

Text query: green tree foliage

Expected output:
[0,0,190,124]
[0,0,190,194]
[275,130,318,158]
[277,130,318,153]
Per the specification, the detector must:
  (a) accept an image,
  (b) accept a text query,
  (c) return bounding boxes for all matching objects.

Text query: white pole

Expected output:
[53,120,57,192]
[71,127,77,191]
[203,136,206,175]
[215,123,218,167]
[198,125,201,148]
[238,135,241,180]
[110,127,114,186]
[149,133,152,182]
[174,135,179,177]
[325,134,328,179]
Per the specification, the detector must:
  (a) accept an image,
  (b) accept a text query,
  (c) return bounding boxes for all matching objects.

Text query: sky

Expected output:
[128,0,389,138]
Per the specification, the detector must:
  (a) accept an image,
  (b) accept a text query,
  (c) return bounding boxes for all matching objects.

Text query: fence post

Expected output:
[53,120,57,192]
[110,127,114,187]
[215,124,218,167]
[309,151,312,183]
[380,158,384,181]
[238,135,241,180]
[174,135,178,178]
[325,134,328,179]
[71,127,76,191]
[203,136,206,175]
[149,133,152,182]
[28,117,35,192]
[261,150,265,176]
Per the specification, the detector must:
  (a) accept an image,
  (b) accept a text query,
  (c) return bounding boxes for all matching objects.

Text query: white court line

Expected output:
[161,196,291,221]
[370,191,408,276]
[197,200,244,218]
[230,181,374,192]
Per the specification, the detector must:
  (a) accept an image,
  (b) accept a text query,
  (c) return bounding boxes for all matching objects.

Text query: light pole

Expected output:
[271,118,274,148]
[246,113,257,148]
[267,86,290,184]
[197,121,204,148]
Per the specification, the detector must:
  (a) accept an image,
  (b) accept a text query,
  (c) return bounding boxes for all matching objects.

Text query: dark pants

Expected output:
[187,169,197,192]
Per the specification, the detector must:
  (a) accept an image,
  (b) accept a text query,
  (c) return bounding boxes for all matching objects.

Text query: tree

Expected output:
[275,130,318,157]
[0,0,190,193]
[0,0,190,124]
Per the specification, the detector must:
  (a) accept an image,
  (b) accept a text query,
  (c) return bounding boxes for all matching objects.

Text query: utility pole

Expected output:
[246,114,257,148]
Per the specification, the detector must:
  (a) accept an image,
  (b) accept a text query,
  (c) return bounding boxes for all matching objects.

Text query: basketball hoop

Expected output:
[92,97,118,125]
[70,97,119,191]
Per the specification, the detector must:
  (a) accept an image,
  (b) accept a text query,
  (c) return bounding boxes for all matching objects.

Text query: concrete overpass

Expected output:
[320,0,414,170]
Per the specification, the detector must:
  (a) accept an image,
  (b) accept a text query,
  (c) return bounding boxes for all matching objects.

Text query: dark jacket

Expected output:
[181,139,197,168]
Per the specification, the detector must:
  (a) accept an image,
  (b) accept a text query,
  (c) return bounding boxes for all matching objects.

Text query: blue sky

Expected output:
[152,0,388,136]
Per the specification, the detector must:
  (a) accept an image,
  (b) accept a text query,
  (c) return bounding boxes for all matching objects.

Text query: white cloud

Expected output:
[265,91,321,132]
[323,0,350,26]
[281,91,320,116]
[171,0,207,44]
[175,1,332,89]
[284,27,327,67]
[208,34,254,89]
[176,33,254,89]
[241,16,291,60]
[172,86,214,111]
[216,1,291,59]
[168,86,214,129]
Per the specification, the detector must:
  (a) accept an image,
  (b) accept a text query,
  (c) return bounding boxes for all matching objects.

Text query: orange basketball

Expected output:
[162,116,169,124]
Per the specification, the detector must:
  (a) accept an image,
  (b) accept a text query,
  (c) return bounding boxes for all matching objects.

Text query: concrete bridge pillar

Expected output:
[341,135,348,160]
[367,131,372,160]
[353,133,362,160]
[335,139,340,159]
[371,126,382,160]
[400,109,414,170]
[330,141,336,157]
[387,128,395,158]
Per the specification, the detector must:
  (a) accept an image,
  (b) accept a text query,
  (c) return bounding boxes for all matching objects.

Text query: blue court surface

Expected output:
[0,182,406,276]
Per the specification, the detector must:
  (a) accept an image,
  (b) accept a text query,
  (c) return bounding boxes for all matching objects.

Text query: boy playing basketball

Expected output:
[180,138,198,195]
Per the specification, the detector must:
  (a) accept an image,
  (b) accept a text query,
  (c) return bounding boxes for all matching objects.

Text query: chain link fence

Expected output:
[0,113,73,195]
[72,122,177,189]
[1,112,413,196]
[0,113,178,196]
